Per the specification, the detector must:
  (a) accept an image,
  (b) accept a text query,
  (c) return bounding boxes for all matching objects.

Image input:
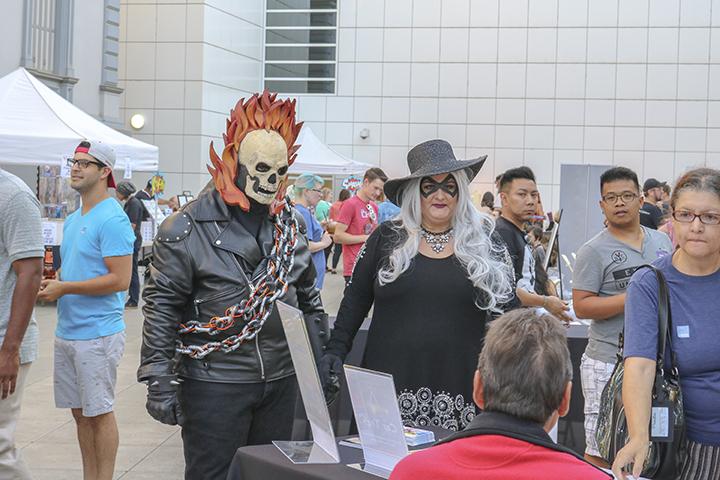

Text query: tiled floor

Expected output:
[19,266,346,479]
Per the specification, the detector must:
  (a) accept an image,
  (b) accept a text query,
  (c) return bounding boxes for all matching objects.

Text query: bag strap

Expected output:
[634,265,679,381]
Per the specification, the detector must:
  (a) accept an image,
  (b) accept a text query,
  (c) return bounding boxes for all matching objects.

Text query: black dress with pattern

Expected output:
[325,221,517,430]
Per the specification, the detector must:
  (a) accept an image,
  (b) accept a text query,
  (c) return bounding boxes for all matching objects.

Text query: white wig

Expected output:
[377,170,514,311]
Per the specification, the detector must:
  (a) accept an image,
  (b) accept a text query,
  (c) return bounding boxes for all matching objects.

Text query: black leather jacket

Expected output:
[137,189,324,384]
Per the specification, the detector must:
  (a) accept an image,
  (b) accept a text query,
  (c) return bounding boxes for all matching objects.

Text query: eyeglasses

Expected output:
[672,210,720,225]
[602,192,638,204]
[67,158,105,169]
[310,188,323,194]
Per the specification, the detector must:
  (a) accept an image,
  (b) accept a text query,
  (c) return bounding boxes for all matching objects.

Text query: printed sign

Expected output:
[342,174,362,194]
[41,221,59,245]
[123,157,133,179]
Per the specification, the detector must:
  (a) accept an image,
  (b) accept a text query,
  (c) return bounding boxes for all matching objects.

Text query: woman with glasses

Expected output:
[613,168,720,480]
[294,173,332,289]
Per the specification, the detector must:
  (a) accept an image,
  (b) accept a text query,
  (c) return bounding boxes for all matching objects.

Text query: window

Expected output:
[101,0,121,87]
[21,0,75,99]
[29,0,57,73]
[264,0,338,95]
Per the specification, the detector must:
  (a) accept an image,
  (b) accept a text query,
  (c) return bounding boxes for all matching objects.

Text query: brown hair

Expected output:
[478,309,572,424]
[481,191,494,208]
[363,167,388,183]
[670,168,720,210]
[208,90,303,210]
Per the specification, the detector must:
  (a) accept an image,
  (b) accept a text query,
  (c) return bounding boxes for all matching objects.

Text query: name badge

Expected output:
[677,325,690,338]
[650,401,674,443]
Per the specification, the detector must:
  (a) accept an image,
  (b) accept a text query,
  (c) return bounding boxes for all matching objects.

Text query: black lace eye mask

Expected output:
[420,175,458,198]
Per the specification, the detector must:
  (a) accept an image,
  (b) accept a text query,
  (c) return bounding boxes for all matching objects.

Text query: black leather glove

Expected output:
[305,312,330,363]
[318,353,342,406]
[146,375,185,426]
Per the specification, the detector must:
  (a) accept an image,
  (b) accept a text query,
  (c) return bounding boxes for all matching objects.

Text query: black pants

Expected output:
[179,375,298,480]
[128,240,141,304]
[332,243,342,270]
[324,241,333,268]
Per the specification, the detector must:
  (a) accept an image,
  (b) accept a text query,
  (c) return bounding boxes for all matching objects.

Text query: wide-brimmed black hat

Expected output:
[384,139,487,205]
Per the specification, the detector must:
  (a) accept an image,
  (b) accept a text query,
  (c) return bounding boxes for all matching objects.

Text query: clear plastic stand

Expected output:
[275,302,340,464]
[347,462,393,479]
[344,365,410,477]
[272,440,339,464]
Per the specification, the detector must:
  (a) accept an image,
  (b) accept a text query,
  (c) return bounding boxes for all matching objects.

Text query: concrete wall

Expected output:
[291,0,720,210]
[119,0,265,197]
[0,2,24,73]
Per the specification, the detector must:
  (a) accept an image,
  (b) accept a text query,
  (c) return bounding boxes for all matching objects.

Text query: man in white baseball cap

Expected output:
[69,139,117,189]
[37,139,134,480]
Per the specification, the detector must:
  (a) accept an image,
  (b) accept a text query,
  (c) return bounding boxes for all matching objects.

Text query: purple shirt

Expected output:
[625,254,720,445]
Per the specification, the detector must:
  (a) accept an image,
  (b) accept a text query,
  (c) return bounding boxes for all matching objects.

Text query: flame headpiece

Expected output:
[208,90,303,211]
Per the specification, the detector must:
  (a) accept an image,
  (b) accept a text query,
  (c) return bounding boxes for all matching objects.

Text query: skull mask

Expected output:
[207,90,302,211]
[237,129,290,205]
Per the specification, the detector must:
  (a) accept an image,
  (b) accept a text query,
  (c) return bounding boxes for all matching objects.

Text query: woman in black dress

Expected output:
[320,140,517,430]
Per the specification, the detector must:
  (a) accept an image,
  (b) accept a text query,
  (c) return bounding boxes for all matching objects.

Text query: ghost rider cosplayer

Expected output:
[138,91,326,480]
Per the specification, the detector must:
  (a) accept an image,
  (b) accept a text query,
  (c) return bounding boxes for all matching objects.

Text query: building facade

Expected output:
[290,0,720,208]
[1,0,124,184]
[120,0,720,209]
[120,0,265,196]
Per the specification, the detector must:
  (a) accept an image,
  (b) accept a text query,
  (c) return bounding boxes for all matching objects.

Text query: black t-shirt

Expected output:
[123,196,145,241]
[639,203,662,229]
[133,189,153,221]
[494,216,527,283]
[135,189,152,202]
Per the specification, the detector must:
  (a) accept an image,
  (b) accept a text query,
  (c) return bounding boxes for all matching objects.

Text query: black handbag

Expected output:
[595,265,686,479]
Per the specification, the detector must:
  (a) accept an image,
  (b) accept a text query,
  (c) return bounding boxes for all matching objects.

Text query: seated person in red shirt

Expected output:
[390,309,611,480]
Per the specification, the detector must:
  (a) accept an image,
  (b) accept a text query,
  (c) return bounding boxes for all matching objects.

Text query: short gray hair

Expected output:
[478,309,572,424]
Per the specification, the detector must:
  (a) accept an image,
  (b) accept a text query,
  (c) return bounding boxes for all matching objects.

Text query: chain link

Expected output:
[176,199,299,359]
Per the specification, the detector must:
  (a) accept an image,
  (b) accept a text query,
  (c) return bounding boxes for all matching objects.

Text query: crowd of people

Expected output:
[0,89,718,480]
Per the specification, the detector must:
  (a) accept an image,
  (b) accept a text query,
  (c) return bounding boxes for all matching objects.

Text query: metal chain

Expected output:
[176,199,299,359]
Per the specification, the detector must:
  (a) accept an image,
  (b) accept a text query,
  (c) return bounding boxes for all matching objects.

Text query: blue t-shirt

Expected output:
[625,254,720,446]
[57,198,135,340]
[378,200,401,224]
[296,204,325,289]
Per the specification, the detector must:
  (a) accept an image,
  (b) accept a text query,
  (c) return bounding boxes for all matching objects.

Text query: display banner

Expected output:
[344,365,409,478]
[274,302,340,464]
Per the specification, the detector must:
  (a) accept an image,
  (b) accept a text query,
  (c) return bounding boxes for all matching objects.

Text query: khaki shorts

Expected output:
[54,332,125,417]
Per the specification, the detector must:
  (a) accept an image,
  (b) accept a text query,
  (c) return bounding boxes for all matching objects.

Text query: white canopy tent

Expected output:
[0,67,158,171]
[291,125,372,175]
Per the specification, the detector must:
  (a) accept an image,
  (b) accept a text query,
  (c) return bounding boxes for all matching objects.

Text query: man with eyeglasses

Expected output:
[37,140,134,480]
[571,167,672,468]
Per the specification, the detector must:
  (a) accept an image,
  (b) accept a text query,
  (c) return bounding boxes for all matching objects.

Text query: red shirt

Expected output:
[337,195,378,276]
[390,434,611,480]
[329,200,344,221]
